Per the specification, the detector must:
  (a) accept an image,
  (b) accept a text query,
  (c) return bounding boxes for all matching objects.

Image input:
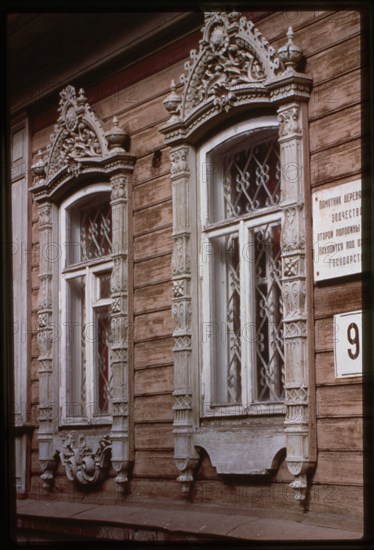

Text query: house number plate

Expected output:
[334,310,366,378]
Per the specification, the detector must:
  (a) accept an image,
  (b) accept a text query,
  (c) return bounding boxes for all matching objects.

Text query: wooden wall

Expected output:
[27,9,366,519]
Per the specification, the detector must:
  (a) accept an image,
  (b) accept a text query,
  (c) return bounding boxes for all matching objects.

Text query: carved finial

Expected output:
[278,26,303,72]
[31,149,46,180]
[76,88,87,111]
[105,116,128,152]
[163,80,181,122]
[228,11,241,23]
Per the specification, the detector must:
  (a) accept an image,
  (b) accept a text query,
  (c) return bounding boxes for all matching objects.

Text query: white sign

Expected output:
[334,310,365,378]
[312,179,370,281]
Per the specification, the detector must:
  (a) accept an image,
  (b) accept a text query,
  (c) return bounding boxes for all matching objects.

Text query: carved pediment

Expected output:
[46,85,108,179]
[181,12,283,116]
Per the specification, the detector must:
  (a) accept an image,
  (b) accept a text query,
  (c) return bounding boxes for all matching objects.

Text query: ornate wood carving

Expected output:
[59,434,111,486]
[161,12,314,501]
[181,12,282,116]
[31,86,135,489]
[35,201,57,487]
[46,86,106,179]
[109,173,132,490]
[169,145,199,493]
[278,102,312,501]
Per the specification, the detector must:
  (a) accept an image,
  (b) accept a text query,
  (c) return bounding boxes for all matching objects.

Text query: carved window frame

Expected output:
[30,86,135,490]
[160,12,316,501]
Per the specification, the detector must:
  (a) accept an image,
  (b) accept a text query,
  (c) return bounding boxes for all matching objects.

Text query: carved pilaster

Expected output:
[110,174,132,489]
[278,102,312,501]
[36,202,58,487]
[170,146,199,493]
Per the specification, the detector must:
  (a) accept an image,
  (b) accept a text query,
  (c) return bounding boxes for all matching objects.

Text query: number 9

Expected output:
[347,322,359,360]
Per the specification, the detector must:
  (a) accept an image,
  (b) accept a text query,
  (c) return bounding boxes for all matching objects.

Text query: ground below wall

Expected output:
[16,498,364,542]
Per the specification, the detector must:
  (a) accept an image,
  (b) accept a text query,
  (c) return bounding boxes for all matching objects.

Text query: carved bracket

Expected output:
[39,453,59,489]
[60,434,112,486]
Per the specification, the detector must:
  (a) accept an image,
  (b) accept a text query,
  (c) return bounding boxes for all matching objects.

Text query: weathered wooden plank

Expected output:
[314,279,366,319]
[313,451,363,486]
[117,94,172,136]
[307,34,364,87]
[308,68,364,121]
[134,281,172,315]
[252,10,332,45]
[192,480,363,518]
[135,422,174,450]
[134,365,173,396]
[31,266,40,290]
[296,10,361,58]
[133,175,171,210]
[31,200,39,223]
[273,457,293,483]
[31,289,39,313]
[134,199,172,237]
[310,138,363,186]
[315,318,336,353]
[192,480,300,512]
[131,125,167,158]
[317,417,363,451]
[92,59,186,122]
[134,309,173,342]
[31,125,54,155]
[128,478,183,501]
[195,451,220,481]
[133,151,170,186]
[30,242,39,268]
[316,384,363,418]
[315,351,336,386]
[133,226,173,262]
[30,381,39,405]
[134,337,173,370]
[134,394,174,423]
[134,254,172,288]
[310,103,362,153]
[132,450,178,478]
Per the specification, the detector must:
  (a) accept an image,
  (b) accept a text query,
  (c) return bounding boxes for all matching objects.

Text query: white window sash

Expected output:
[59,186,112,426]
[199,120,285,419]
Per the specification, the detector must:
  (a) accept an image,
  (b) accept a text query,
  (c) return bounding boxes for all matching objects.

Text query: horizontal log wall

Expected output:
[27,9,366,520]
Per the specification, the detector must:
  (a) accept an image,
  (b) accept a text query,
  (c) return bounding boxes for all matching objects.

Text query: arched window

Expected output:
[161,12,315,501]
[30,86,135,490]
[199,118,284,413]
[60,186,113,422]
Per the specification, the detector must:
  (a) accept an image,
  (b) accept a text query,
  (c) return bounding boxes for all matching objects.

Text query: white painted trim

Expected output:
[198,119,284,418]
[11,116,30,493]
[59,184,112,426]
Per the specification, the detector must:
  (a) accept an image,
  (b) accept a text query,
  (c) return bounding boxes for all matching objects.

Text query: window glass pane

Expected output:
[66,275,86,417]
[211,137,280,222]
[210,232,241,404]
[80,201,112,261]
[95,305,112,414]
[254,223,284,402]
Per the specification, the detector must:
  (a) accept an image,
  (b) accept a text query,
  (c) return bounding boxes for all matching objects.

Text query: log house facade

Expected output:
[8,8,371,542]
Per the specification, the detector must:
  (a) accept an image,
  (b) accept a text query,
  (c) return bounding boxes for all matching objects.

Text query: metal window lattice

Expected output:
[254,224,284,401]
[225,234,241,403]
[96,305,113,414]
[80,202,112,261]
[223,138,280,218]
